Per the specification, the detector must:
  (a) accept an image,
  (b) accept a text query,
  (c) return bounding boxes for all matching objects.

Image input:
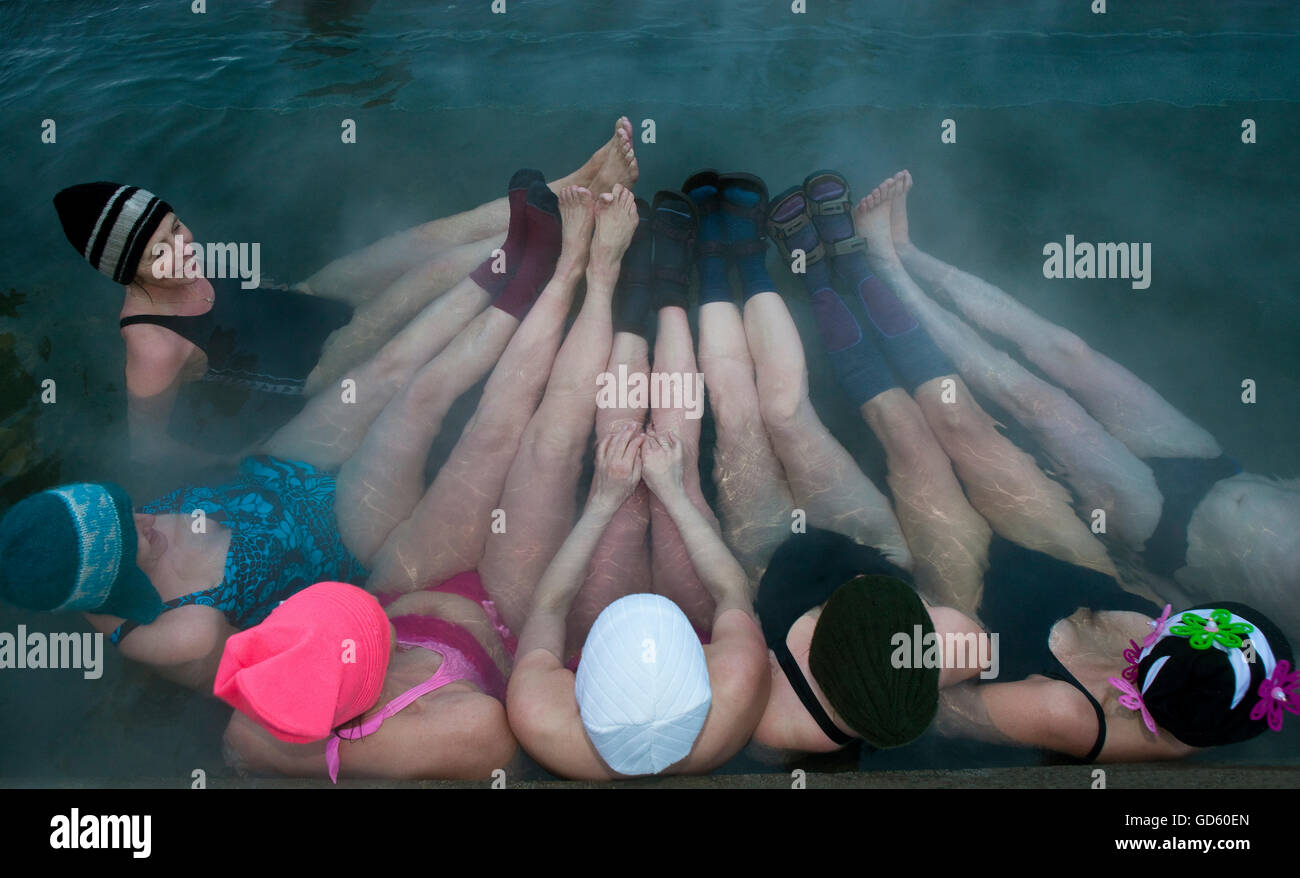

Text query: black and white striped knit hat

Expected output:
[53,182,174,285]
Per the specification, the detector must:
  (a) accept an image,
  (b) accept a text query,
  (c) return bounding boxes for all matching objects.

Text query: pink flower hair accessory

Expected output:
[1109,676,1159,737]
[1249,660,1300,733]
[1142,604,1173,649]
[1121,640,1143,683]
[1119,605,1173,684]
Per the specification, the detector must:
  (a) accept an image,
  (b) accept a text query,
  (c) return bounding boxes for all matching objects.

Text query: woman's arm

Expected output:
[514,425,644,661]
[640,428,752,619]
[123,327,230,468]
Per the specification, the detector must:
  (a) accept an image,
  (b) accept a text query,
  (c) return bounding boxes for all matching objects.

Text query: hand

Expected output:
[589,424,644,516]
[640,426,685,500]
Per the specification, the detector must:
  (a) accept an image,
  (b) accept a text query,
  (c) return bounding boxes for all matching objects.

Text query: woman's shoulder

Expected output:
[361,686,516,780]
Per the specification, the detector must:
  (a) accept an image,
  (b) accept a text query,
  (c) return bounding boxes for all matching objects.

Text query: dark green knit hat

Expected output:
[0,482,167,623]
[808,574,939,749]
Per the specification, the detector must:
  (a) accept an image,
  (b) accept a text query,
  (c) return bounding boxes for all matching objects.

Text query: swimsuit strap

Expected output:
[324,638,472,783]
[772,644,855,747]
[1043,667,1108,763]
[119,310,214,347]
[110,585,225,645]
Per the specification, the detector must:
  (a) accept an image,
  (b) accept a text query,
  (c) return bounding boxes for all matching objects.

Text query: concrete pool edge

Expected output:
[4,764,1298,789]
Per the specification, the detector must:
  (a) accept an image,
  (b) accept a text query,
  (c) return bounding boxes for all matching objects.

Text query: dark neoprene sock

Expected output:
[614,203,653,336]
[651,200,693,311]
[471,168,543,296]
[809,289,899,407]
[492,182,561,320]
[854,273,954,393]
[689,184,731,305]
[722,186,774,300]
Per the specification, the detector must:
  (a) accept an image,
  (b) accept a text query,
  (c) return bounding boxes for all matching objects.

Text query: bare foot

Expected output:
[588,184,639,285]
[853,176,902,265]
[553,117,630,191]
[890,170,913,248]
[590,121,639,196]
[555,186,596,276]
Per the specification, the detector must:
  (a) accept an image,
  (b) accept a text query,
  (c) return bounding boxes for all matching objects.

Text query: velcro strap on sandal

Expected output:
[827,236,867,257]
[808,198,848,216]
[769,211,810,237]
[656,221,695,243]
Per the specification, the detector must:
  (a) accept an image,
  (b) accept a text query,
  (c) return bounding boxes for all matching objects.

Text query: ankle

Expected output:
[552,256,585,284]
[586,264,620,290]
[893,240,917,260]
[866,249,903,275]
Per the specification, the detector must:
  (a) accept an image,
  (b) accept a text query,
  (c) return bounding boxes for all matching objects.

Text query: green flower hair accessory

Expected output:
[1169,609,1254,650]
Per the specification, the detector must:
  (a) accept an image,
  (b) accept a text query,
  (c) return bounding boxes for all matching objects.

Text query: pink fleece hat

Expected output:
[213,582,392,743]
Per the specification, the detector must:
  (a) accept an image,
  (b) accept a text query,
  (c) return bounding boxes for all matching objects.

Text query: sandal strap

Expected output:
[807,196,850,216]
[826,236,867,257]
[766,215,826,267]
[768,210,811,238]
[655,221,695,243]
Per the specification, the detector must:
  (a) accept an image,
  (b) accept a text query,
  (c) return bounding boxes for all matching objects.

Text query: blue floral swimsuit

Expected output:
[111,456,369,644]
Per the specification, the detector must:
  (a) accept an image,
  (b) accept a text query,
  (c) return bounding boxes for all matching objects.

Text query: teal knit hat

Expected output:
[0,483,167,623]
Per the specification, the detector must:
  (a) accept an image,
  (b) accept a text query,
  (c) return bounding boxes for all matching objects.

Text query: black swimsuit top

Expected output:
[978,536,1160,763]
[120,279,352,453]
[120,279,351,394]
[758,530,1158,762]
[756,529,911,749]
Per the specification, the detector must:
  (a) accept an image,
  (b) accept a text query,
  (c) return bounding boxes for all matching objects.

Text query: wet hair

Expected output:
[808,574,940,749]
[1139,601,1293,748]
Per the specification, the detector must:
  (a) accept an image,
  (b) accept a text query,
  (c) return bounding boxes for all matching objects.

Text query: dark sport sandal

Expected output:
[802,169,868,259]
[716,172,769,258]
[766,185,827,268]
[651,190,698,304]
[619,197,654,292]
[681,169,725,260]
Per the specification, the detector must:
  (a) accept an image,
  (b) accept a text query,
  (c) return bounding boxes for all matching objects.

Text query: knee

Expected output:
[757,376,807,432]
[525,420,584,468]
[1046,328,1093,365]
[920,391,985,447]
[1005,377,1072,429]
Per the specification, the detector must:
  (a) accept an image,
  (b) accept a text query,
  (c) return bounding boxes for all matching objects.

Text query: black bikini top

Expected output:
[755,528,911,749]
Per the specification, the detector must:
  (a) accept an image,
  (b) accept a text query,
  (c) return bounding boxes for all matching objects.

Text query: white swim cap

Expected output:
[574,593,712,776]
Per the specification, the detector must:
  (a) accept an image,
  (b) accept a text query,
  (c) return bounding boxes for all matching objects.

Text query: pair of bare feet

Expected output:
[853,169,915,267]
[545,117,641,284]
[551,183,639,287]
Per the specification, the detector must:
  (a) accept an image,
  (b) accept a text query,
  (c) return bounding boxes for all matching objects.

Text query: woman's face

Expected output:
[134,211,195,287]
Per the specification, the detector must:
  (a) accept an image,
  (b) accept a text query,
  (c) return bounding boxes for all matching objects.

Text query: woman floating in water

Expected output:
[50,118,638,471]
[855,169,1300,647]
[0,173,600,706]
[215,183,612,781]
[742,166,1295,761]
